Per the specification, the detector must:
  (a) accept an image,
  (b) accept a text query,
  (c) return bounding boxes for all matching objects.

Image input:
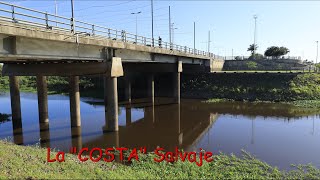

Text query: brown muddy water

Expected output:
[0,92,320,170]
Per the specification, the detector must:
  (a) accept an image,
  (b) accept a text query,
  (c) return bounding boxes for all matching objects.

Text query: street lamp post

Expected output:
[316,41,319,72]
[131,11,141,43]
[151,0,154,46]
[253,15,258,56]
[193,22,196,54]
[71,0,75,33]
[171,24,178,44]
[316,41,319,64]
[54,0,58,26]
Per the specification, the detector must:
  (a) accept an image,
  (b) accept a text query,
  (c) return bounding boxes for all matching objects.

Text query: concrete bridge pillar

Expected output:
[71,127,82,150]
[39,122,50,148]
[103,48,123,132]
[144,102,155,124]
[36,76,49,123]
[125,78,132,103]
[126,106,132,126]
[104,76,119,132]
[173,72,181,104]
[13,127,23,145]
[175,103,183,145]
[69,76,81,127]
[173,61,182,104]
[147,74,155,104]
[9,76,22,129]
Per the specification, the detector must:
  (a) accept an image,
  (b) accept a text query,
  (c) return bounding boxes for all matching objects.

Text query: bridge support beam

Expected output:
[125,78,132,103]
[71,127,82,150]
[69,76,81,127]
[173,72,181,104]
[9,76,22,129]
[173,61,182,104]
[126,107,131,126]
[104,77,119,132]
[36,76,49,123]
[103,50,123,132]
[39,122,50,148]
[147,74,155,104]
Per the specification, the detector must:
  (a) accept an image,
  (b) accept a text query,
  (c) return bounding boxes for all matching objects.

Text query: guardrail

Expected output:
[0,1,220,59]
[224,56,302,61]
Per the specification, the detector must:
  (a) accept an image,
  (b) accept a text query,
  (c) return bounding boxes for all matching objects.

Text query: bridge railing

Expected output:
[0,1,219,59]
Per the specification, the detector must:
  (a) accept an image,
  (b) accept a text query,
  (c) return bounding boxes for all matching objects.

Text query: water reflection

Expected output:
[0,93,320,169]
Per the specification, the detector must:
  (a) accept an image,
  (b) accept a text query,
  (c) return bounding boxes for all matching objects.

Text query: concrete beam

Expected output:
[147,74,155,103]
[9,76,22,125]
[182,64,210,73]
[123,62,181,73]
[71,127,82,150]
[0,20,211,62]
[125,78,132,103]
[2,57,123,77]
[39,122,50,148]
[103,76,119,132]
[173,72,181,104]
[36,76,49,123]
[126,107,131,126]
[3,62,107,76]
[69,76,81,127]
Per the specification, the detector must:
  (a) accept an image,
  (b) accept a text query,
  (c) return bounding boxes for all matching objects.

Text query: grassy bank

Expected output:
[204,98,320,109]
[0,140,320,179]
[182,73,320,102]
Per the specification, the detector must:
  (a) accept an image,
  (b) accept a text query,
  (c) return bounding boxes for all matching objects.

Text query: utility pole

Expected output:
[253,15,258,55]
[193,22,196,53]
[54,0,58,26]
[169,6,171,45]
[71,0,75,33]
[151,0,154,46]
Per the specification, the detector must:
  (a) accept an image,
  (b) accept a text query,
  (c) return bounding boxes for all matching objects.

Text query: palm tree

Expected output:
[247,44,258,55]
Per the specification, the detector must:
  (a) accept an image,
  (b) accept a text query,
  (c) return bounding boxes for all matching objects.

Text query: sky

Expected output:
[2,0,320,61]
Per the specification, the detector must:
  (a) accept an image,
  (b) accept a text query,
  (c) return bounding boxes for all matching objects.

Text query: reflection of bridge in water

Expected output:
[10,98,220,152]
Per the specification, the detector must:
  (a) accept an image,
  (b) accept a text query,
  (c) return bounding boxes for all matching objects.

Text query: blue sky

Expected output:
[5,0,320,61]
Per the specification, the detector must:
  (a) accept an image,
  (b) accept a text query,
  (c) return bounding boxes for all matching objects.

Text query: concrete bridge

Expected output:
[0,2,224,133]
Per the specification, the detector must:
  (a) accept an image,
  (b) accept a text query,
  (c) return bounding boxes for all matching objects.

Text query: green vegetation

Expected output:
[182,73,320,102]
[247,44,258,55]
[1,140,320,179]
[288,100,320,109]
[0,113,11,124]
[246,61,258,69]
[264,46,290,59]
[0,65,101,97]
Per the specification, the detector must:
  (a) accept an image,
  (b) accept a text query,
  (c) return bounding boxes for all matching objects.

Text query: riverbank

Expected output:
[204,99,320,109]
[182,73,320,102]
[0,140,320,179]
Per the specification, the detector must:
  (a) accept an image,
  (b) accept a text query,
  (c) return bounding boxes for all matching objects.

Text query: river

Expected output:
[0,92,319,170]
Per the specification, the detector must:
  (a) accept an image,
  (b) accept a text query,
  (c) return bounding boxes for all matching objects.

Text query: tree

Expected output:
[234,56,242,60]
[249,53,264,60]
[247,44,258,55]
[278,47,290,57]
[264,46,290,59]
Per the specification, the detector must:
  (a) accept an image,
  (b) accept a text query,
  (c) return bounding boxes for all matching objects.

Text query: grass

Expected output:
[1,140,320,179]
[288,100,320,108]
